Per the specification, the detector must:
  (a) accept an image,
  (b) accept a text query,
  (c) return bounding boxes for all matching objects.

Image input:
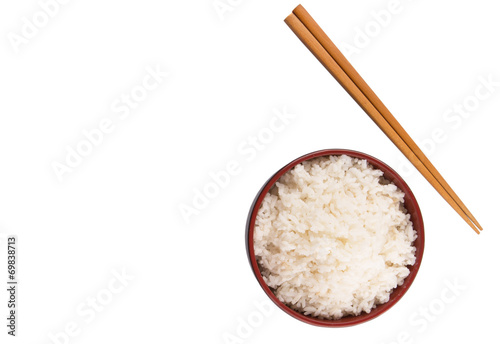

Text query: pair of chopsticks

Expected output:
[285,5,482,234]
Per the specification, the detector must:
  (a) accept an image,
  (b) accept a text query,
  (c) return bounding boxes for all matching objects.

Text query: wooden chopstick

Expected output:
[285,7,482,234]
[290,5,483,234]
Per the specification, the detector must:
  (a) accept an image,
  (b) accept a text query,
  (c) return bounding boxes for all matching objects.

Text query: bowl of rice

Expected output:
[245,149,424,327]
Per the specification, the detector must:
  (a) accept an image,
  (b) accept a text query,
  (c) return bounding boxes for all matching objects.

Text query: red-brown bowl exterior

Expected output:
[245,149,424,327]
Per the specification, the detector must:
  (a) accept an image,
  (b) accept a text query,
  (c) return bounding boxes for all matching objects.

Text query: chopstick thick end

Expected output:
[292,4,306,14]
[284,13,295,25]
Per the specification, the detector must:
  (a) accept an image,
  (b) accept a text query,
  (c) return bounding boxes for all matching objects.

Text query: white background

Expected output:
[1,0,499,343]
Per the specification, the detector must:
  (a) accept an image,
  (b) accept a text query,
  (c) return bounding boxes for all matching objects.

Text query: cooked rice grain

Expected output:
[254,155,417,320]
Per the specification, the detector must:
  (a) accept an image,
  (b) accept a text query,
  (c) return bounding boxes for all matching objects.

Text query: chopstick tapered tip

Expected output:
[465,213,483,231]
[462,213,481,234]
[467,218,481,234]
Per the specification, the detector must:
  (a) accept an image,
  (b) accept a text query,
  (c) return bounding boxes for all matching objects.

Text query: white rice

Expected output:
[254,155,417,320]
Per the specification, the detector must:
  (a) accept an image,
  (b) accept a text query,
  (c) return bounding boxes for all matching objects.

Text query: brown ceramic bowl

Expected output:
[245,149,424,327]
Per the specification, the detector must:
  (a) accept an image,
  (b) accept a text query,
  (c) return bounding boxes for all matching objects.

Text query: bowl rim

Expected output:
[245,149,425,327]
